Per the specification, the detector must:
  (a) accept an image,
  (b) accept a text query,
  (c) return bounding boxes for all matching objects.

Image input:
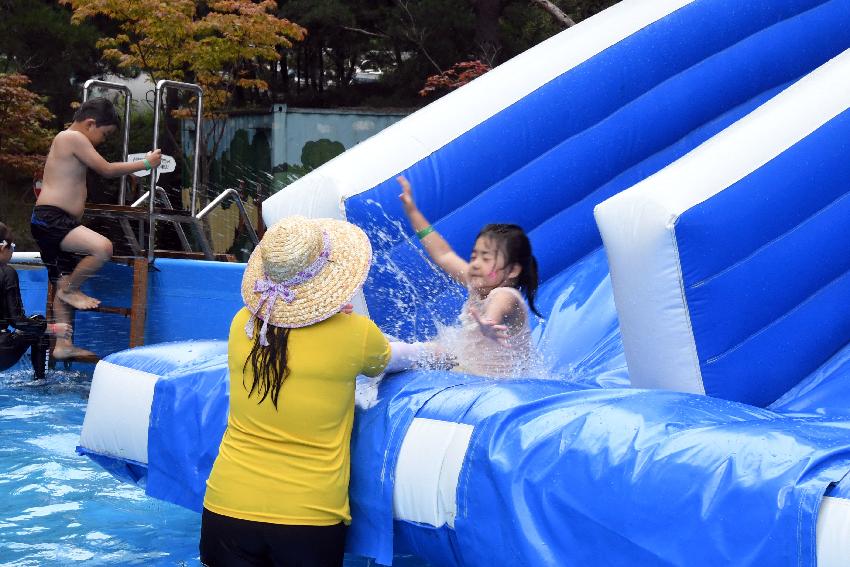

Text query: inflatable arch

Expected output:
[78,1,850,565]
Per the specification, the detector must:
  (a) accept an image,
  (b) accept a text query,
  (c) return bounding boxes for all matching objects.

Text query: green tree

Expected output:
[61,0,306,202]
[0,73,54,182]
[274,0,622,107]
[300,138,344,170]
[0,0,103,127]
[0,73,55,250]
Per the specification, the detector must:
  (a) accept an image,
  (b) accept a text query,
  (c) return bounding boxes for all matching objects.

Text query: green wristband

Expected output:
[143,158,152,171]
[416,225,435,240]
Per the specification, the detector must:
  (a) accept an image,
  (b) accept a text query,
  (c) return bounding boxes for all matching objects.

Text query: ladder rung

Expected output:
[92,306,131,317]
[43,252,147,373]
[58,353,100,364]
[142,250,237,261]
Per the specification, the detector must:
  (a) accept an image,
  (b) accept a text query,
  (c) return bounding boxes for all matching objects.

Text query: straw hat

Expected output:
[241,216,372,339]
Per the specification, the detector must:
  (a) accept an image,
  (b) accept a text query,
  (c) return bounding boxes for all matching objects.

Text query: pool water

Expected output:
[0,366,202,566]
[0,364,429,566]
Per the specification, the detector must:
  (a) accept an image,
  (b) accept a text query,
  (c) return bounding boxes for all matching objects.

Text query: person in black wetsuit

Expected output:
[0,222,71,379]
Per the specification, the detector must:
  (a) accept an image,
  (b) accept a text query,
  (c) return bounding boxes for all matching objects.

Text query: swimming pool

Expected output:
[0,363,204,565]
[0,362,430,566]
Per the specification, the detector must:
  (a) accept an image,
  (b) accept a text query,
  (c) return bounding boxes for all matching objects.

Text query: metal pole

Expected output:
[195,188,237,219]
[120,95,131,205]
[149,81,164,263]
[131,191,151,208]
[192,92,204,217]
[82,79,132,205]
[149,80,205,261]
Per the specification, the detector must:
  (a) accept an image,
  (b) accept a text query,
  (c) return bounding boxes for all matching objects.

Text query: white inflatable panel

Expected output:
[393,418,474,528]
[79,361,158,464]
[595,50,850,395]
[10,252,42,265]
[817,496,850,567]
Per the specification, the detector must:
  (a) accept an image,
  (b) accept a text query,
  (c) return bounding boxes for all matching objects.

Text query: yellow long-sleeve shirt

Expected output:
[204,307,390,525]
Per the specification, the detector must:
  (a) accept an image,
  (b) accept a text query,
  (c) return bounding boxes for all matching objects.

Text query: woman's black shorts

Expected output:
[199,507,347,567]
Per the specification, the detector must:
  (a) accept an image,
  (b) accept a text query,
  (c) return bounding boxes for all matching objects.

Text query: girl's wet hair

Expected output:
[476,223,541,317]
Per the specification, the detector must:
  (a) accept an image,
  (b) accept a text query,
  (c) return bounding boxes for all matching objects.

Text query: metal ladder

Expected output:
[48,80,258,367]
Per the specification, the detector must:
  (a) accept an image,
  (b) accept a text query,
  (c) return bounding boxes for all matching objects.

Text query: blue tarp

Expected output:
[347,373,850,566]
[75,325,850,566]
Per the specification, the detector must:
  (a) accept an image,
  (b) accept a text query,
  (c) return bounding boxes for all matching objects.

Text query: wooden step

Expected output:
[147,250,237,262]
[91,305,131,317]
[111,251,236,262]
[57,353,100,365]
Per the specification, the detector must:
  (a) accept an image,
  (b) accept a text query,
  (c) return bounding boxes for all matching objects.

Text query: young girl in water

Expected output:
[398,176,541,378]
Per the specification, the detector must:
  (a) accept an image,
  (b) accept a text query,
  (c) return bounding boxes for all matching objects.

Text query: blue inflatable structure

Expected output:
[69,1,850,565]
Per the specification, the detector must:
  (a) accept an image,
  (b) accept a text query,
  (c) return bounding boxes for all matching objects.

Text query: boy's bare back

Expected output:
[38,130,99,219]
[39,123,160,218]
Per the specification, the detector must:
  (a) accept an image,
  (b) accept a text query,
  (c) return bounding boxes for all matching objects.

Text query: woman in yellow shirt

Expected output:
[201,216,391,567]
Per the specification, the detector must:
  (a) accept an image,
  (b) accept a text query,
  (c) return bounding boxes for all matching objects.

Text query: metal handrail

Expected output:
[196,188,259,246]
[131,186,171,208]
[131,186,192,252]
[130,191,152,208]
[150,79,204,262]
[83,79,132,205]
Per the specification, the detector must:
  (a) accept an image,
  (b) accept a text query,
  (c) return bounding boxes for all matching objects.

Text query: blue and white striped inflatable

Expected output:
[78,1,850,565]
[595,48,850,407]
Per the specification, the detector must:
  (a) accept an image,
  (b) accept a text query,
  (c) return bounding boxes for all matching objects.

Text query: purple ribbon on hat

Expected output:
[246,231,332,345]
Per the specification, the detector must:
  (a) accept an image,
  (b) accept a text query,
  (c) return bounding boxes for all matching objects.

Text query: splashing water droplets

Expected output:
[357,198,553,380]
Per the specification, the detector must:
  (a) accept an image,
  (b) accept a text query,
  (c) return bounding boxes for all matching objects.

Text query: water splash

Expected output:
[359,197,465,340]
[356,198,560,381]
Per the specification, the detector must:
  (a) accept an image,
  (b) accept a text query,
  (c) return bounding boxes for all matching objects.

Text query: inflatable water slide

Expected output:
[75,0,850,565]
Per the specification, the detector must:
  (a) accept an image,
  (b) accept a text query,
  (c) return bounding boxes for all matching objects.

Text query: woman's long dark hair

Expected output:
[243,321,291,409]
[477,223,541,317]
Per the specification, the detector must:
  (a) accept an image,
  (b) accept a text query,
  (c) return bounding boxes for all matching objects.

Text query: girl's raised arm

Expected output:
[398,176,468,284]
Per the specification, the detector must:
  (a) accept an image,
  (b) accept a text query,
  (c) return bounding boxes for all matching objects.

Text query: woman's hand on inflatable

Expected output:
[423,343,458,370]
[340,303,354,314]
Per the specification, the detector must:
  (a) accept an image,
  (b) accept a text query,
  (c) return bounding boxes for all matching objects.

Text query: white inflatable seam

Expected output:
[670,221,705,394]
[393,418,474,528]
[816,496,850,567]
[691,190,850,290]
[79,361,158,465]
[705,261,850,366]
